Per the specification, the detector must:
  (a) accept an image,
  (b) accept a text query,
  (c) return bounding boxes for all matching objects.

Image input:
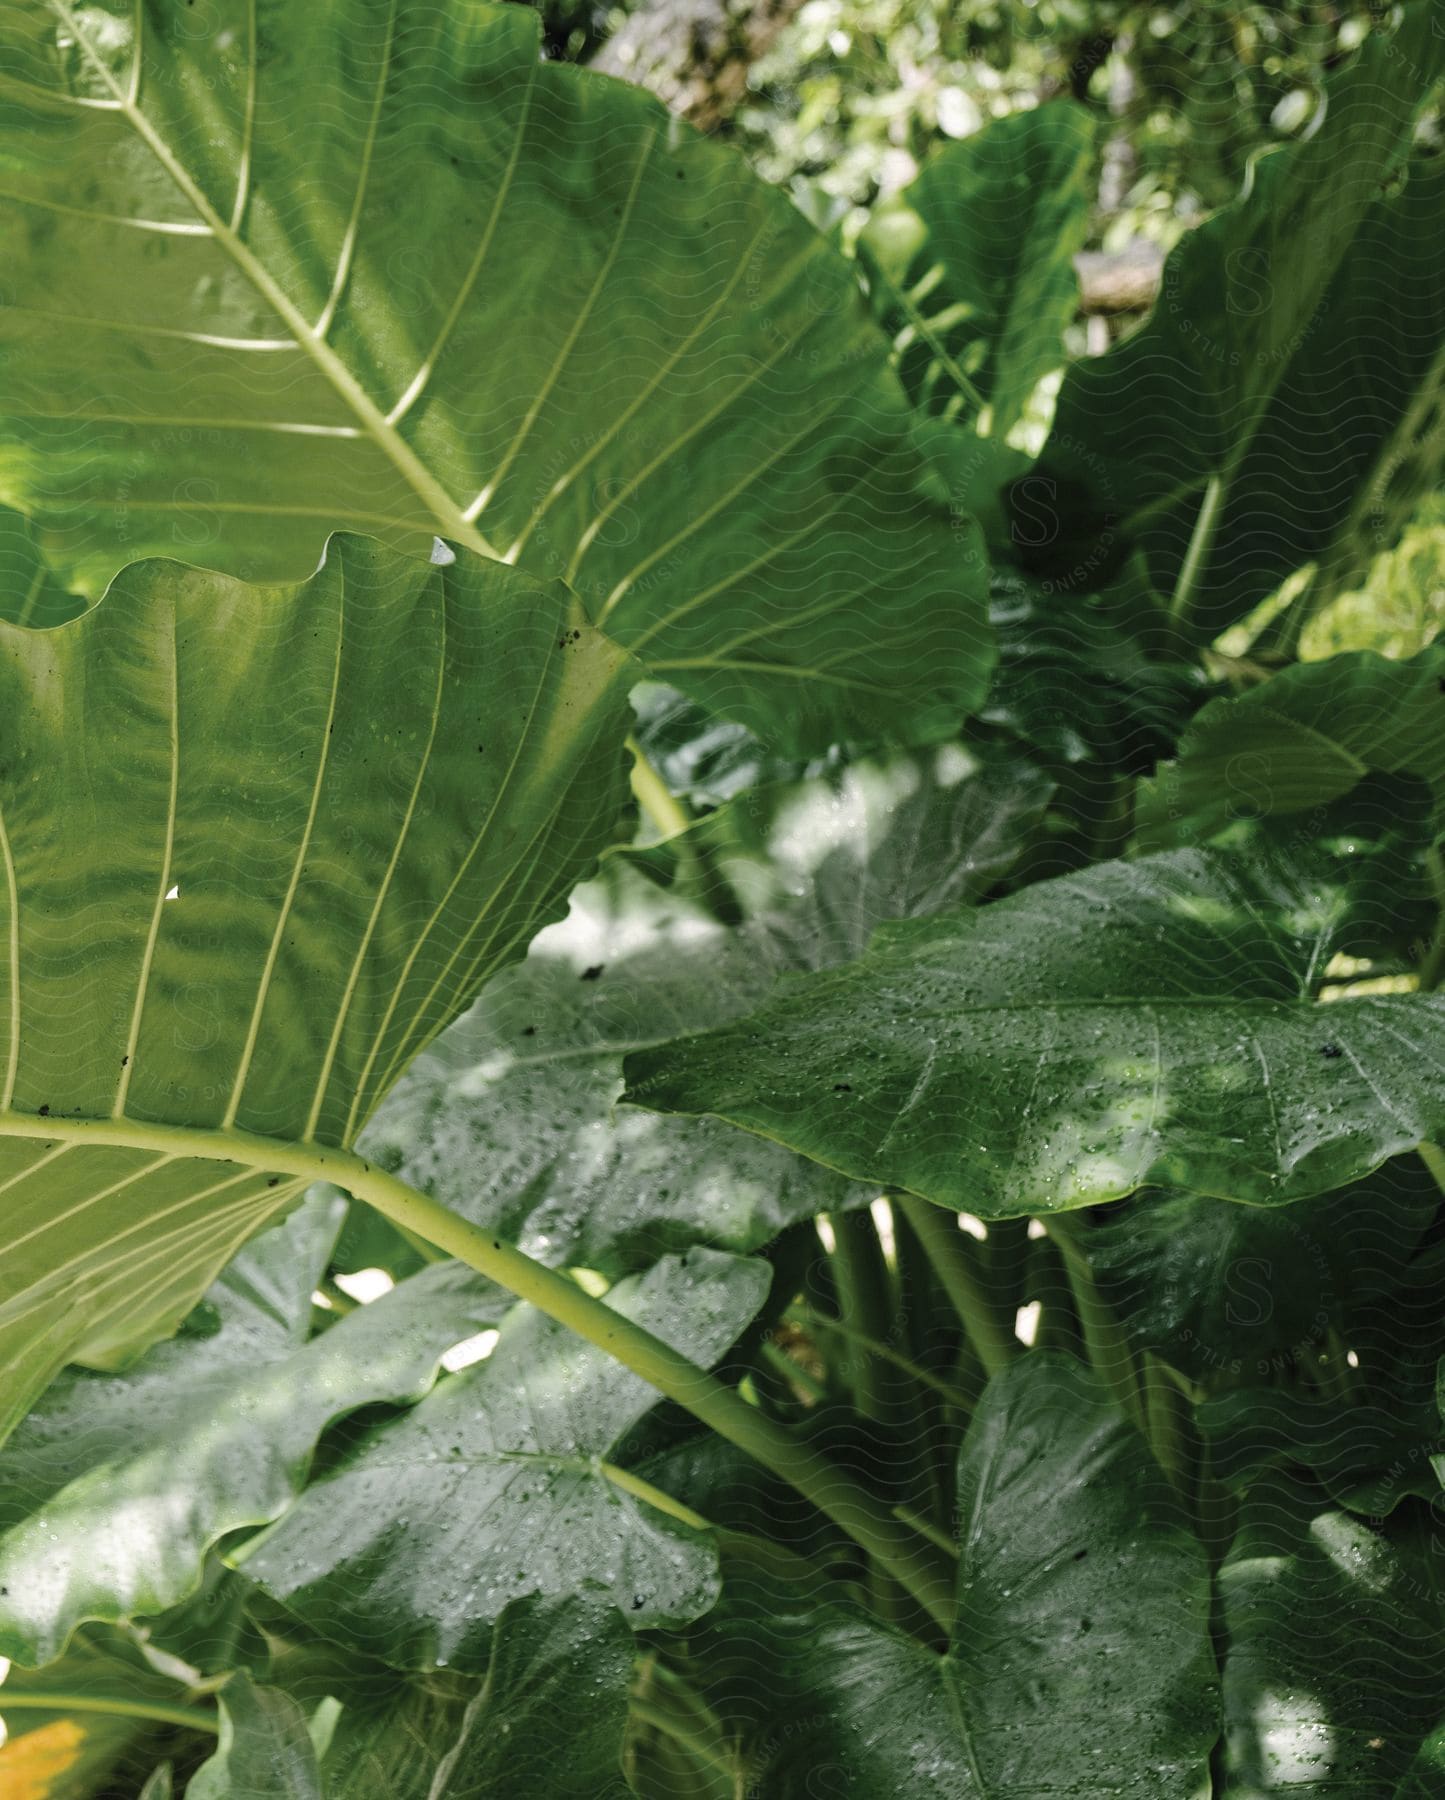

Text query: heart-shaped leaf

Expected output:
[320,1596,635,1799]
[188,1674,327,1800]
[860,104,1095,437]
[1014,4,1445,638]
[1218,1471,1445,1796]
[0,1197,511,1665]
[661,1354,1216,1796]
[1144,644,1445,844]
[0,535,633,1437]
[0,0,991,748]
[1078,1158,1438,1385]
[624,844,1445,1213]
[238,1248,769,1668]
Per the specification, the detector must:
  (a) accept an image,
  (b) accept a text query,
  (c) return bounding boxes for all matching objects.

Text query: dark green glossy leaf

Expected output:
[0,1198,511,1666]
[0,1,990,749]
[982,565,1206,768]
[1396,1721,1445,1797]
[1219,1472,1445,1797]
[660,1355,1215,1796]
[1013,5,1445,638]
[1200,1235,1445,1515]
[321,1596,633,1800]
[238,1249,769,1668]
[1144,645,1445,845]
[1193,150,1445,634]
[1081,1158,1438,1386]
[188,1675,326,1800]
[0,535,633,1439]
[358,750,1049,1273]
[624,844,1445,1214]
[861,105,1095,435]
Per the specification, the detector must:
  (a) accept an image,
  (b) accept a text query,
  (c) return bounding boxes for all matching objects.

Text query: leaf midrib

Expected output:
[47,0,498,561]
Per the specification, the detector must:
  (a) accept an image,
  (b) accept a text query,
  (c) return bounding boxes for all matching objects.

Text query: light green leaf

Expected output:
[0,504,82,629]
[357,750,1050,1273]
[861,104,1095,436]
[0,1198,511,1666]
[1219,1471,1445,1797]
[140,1769,174,1800]
[0,534,634,1439]
[1015,5,1445,639]
[187,1675,324,1800]
[320,1596,634,1800]
[238,1248,770,1668]
[670,1355,1215,1796]
[0,0,990,748]
[623,844,1445,1214]
[1143,645,1445,845]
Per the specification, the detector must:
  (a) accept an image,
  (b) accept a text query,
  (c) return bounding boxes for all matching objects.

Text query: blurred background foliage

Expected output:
[542,0,1397,219]
[527,0,1444,660]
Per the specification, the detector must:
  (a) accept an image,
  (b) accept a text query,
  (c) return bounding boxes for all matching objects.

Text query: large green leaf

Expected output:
[1219,1471,1445,1797]
[319,1596,634,1800]
[0,1198,513,1666]
[237,1248,769,1669]
[860,105,1095,437]
[623,844,1445,1214]
[0,0,990,748]
[1143,645,1445,845]
[1079,1159,1438,1386]
[661,1355,1215,1796]
[982,565,1206,769]
[355,750,1050,1273]
[188,1675,328,1800]
[0,534,633,1439]
[1012,5,1445,637]
[1200,1234,1445,1516]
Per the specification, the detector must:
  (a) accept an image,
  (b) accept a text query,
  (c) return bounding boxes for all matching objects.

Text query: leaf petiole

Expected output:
[0,1111,955,1632]
[0,1691,219,1736]
[894,1196,1020,1380]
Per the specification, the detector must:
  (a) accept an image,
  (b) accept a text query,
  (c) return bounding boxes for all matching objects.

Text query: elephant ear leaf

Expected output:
[861,104,1095,438]
[1219,1471,1445,1796]
[0,535,634,1440]
[1014,1,1445,638]
[678,1354,1215,1797]
[188,1675,327,1800]
[320,1595,635,1800]
[1142,644,1445,845]
[236,1248,771,1667]
[0,0,990,749]
[623,844,1445,1214]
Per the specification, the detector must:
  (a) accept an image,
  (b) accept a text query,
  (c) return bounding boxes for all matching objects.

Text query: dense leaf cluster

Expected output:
[0,2,1443,1794]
